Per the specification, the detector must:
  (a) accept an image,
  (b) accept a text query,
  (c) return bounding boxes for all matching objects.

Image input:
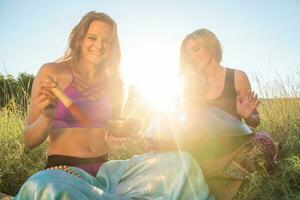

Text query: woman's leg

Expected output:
[13,169,126,200]
[101,151,212,200]
[14,152,213,200]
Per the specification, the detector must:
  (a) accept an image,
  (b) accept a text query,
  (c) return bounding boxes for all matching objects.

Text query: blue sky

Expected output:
[0,0,299,99]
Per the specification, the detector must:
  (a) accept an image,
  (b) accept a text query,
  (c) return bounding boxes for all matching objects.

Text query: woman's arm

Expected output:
[235,70,260,128]
[24,63,58,149]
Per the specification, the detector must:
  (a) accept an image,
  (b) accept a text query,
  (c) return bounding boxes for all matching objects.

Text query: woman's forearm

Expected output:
[24,114,52,150]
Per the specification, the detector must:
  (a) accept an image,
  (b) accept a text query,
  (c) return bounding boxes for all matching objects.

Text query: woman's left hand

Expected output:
[236,90,260,119]
[105,132,128,152]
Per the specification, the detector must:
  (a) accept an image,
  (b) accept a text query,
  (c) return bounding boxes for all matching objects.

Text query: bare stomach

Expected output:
[48,128,108,158]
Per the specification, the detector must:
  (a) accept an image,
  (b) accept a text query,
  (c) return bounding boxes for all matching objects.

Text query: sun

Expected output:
[121,39,182,113]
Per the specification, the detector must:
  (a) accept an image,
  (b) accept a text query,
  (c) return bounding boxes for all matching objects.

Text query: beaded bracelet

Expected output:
[46,165,81,178]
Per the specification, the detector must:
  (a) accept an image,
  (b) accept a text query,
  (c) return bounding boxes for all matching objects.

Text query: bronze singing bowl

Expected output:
[107,118,141,137]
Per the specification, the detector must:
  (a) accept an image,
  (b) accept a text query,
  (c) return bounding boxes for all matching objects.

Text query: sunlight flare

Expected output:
[121,39,182,112]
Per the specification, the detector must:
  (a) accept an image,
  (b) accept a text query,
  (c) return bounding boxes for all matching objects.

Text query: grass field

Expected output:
[0,86,300,199]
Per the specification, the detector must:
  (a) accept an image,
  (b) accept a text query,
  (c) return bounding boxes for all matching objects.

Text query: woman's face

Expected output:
[185,39,214,71]
[81,20,113,65]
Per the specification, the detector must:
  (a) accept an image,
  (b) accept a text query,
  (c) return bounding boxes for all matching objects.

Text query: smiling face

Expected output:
[80,20,113,66]
[185,39,215,71]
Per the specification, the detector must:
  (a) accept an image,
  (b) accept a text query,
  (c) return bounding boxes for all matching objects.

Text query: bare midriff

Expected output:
[48,128,108,158]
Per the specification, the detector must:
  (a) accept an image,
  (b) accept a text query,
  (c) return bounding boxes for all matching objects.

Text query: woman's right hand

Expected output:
[34,77,58,119]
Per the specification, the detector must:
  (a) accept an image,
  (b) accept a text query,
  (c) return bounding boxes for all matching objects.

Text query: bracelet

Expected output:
[46,165,81,178]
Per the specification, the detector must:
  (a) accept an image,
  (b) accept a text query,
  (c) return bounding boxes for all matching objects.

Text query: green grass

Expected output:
[0,84,300,199]
[234,98,300,200]
[0,101,46,195]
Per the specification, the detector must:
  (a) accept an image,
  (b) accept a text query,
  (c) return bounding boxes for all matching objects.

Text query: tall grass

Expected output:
[0,101,46,195]
[233,73,300,200]
[0,75,46,195]
[234,97,300,200]
[0,73,300,199]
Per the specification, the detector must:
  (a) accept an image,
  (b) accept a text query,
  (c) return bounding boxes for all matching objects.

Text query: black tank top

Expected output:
[204,68,241,120]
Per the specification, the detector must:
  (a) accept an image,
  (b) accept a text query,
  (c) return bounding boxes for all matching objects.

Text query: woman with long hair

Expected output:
[180,28,278,199]
[14,12,213,200]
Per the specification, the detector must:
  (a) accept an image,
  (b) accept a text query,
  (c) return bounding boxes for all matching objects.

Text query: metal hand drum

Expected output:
[145,107,252,138]
[191,107,252,137]
[145,108,253,161]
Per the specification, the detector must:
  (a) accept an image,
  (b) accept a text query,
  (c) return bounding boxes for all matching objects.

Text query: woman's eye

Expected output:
[88,36,96,40]
[192,46,199,52]
[103,39,111,44]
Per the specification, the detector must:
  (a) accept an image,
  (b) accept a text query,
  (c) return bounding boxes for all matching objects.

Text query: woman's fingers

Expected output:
[39,77,58,94]
[40,99,52,110]
[116,136,127,142]
[108,135,128,142]
[37,92,57,106]
[250,91,255,102]
[37,84,56,99]
[42,90,55,99]
[36,94,48,103]
[40,80,57,88]
[255,99,260,107]
[245,90,259,104]
[104,131,108,142]
[253,93,258,103]
[236,93,242,103]
[35,94,51,110]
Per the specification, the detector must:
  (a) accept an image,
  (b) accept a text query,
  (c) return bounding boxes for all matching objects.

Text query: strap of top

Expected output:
[60,62,76,87]
[223,68,237,97]
[64,64,107,100]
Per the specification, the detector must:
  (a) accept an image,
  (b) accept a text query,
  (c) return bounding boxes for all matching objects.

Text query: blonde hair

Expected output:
[180,28,222,76]
[58,11,121,76]
[180,29,222,109]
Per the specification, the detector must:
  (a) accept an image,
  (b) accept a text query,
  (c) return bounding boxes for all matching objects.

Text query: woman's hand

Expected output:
[236,90,260,119]
[34,77,58,119]
[105,132,128,152]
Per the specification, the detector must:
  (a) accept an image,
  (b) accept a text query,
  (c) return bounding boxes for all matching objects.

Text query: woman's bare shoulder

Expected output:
[233,69,251,92]
[37,62,67,77]
[36,62,72,86]
[233,69,249,82]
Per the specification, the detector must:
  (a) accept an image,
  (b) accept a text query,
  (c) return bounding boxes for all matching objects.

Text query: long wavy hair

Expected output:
[179,28,222,108]
[57,11,123,118]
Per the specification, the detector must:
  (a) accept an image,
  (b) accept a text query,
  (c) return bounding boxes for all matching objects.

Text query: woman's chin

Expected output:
[86,58,106,66]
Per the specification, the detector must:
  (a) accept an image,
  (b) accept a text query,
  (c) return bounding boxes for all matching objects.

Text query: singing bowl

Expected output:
[107,118,141,137]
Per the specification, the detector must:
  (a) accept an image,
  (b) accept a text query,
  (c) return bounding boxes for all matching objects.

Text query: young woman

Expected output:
[180,28,278,199]
[14,12,213,200]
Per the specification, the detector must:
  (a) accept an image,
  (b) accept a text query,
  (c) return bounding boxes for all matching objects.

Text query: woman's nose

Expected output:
[95,40,104,49]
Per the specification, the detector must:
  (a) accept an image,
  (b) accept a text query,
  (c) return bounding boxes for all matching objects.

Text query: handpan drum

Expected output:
[145,108,253,161]
[191,107,252,136]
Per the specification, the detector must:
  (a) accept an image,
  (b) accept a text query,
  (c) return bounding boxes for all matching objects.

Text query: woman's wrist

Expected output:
[245,113,253,121]
[245,113,260,127]
[39,113,53,131]
[40,113,54,126]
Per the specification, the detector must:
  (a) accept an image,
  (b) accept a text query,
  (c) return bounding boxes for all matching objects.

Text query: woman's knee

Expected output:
[16,170,80,199]
[160,151,199,169]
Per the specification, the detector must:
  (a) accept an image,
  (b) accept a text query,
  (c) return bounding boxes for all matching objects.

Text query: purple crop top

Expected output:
[52,67,112,129]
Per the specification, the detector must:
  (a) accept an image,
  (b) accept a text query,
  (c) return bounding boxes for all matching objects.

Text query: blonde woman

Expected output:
[14,12,213,200]
[180,28,278,199]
